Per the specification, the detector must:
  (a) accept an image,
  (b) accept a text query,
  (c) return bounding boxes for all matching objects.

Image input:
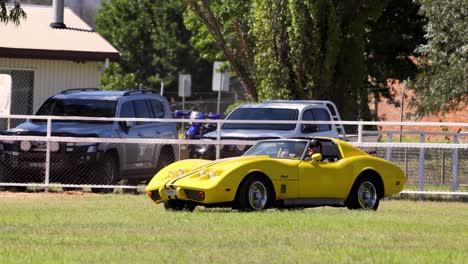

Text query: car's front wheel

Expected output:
[346,178,380,210]
[163,200,196,211]
[236,176,271,211]
[91,154,119,193]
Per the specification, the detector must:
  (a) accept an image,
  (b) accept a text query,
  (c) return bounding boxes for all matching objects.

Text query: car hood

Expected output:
[147,155,300,190]
[4,121,113,137]
[202,129,294,140]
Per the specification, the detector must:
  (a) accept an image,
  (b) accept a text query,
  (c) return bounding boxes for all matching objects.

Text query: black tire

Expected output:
[0,166,27,192]
[163,200,196,212]
[156,147,175,172]
[91,154,119,194]
[236,176,271,211]
[345,177,380,210]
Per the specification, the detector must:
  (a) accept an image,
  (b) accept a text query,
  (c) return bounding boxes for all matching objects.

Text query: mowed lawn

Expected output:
[0,193,467,264]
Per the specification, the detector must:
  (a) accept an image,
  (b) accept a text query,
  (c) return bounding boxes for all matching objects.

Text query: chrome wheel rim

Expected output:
[248,181,268,210]
[358,181,377,209]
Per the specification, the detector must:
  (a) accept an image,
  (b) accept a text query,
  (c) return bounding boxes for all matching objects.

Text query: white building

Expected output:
[0,5,119,115]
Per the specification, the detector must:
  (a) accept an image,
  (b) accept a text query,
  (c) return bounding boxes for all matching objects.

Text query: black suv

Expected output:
[0,89,178,191]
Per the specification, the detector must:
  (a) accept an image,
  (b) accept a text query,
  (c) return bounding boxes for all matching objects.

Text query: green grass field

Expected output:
[0,193,467,264]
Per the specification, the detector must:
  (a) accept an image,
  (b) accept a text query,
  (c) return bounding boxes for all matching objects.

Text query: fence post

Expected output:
[452,135,459,192]
[45,118,51,192]
[385,133,392,161]
[215,120,221,160]
[357,123,363,143]
[418,134,425,191]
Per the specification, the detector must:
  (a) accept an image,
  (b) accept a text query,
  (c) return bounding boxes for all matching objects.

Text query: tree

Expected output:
[0,0,26,24]
[411,0,468,117]
[185,0,257,100]
[95,0,211,95]
[365,0,426,106]
[187,0,391,120]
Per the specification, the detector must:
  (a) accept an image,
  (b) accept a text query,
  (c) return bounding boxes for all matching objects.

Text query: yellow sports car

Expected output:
[146,138,406,211]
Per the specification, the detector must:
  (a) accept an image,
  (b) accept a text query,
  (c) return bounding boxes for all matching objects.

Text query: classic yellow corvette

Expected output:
[146,138,406,211]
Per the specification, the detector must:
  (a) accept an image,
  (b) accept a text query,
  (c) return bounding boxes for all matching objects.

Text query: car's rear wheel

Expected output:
[163,200,196,211]
[236,176,271,211]
[91,154,119,193]
[346,178,380,210]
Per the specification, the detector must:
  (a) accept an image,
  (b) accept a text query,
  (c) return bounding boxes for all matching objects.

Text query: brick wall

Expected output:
[372,81,467,134]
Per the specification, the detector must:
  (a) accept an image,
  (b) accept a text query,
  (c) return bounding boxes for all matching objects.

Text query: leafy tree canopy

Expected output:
[412,0,467,117]
[186,0,392,120]
[96,0,211,95]
[0,0,26,24]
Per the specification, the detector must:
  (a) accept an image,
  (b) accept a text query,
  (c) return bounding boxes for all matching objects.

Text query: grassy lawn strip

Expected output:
[0,194,467,263]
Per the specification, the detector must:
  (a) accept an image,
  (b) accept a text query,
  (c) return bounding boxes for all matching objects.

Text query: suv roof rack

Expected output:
[122,89,160,96]
[60,88,101,94]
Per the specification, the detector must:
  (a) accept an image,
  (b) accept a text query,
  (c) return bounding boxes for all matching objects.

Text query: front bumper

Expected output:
[1,150,100,170]
[146,185,233,205]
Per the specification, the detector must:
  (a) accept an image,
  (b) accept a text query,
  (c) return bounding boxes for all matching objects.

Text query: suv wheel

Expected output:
[156,147,175,172]
[91,154,119,193]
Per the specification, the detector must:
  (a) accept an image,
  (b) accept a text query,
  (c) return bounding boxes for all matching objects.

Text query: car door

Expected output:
[119,100,154,171]
[297,142,352,199]
[131,99,158,168]
[146,98,175,168]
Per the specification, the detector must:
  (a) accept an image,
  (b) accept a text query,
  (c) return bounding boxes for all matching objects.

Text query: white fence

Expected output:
[0,114,467,197]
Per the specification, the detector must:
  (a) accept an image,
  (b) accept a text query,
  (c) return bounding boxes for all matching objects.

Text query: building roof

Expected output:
[0,5,119,62]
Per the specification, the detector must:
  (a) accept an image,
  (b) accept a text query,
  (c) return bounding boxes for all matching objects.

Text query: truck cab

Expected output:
[192,100,347,159]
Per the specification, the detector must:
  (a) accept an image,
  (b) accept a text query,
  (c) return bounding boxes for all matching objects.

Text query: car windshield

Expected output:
[243,140,308,159]
[35,98,116,123]
[222,108,298,130]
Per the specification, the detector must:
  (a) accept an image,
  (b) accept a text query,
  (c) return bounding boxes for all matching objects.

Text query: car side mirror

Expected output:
[310,153,322,162]
[119,121,134,133]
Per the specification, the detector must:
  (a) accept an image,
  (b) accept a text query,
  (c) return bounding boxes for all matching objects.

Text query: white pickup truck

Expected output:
[191,100,376,159]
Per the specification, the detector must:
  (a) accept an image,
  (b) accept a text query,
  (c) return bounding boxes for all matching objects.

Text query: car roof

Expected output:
[237,101,326,111]
[52,89,165,101]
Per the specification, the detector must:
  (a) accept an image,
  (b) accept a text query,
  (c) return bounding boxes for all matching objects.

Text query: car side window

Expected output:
[301,109,317,133]
[120,101,136,118]
[301,108,331,133]
[134,100,151,125]
[312,108,331,132]
[149,99,166,118]
[320,141,341,162]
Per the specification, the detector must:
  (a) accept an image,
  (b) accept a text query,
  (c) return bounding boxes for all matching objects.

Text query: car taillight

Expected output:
[147,190,161,201]
[184,189,205,201]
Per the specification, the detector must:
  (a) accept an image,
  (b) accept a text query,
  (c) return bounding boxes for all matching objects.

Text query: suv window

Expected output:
[120,101,136,118]
[223,108,298,130]
[36,98,116,123]
[134,100,151,125]
[301,108,331,132]
[149,99,166,118]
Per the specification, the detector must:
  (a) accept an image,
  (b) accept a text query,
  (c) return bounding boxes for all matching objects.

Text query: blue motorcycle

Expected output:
[174,110,220,139]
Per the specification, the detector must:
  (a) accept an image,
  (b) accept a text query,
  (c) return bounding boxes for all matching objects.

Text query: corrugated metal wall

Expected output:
[0,58,102,112]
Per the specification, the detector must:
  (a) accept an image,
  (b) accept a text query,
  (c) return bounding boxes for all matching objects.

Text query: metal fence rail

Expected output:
[0,114,466,196]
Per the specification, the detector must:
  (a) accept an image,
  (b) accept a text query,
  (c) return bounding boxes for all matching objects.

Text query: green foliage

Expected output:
[412,0,468,117]
[223,100,255,116]
[95,0,211,93]
[100,63,137,90]
[0,0,26,24]
[187,0,406,120]
[365,0,426,104]
[185,0,257,100]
